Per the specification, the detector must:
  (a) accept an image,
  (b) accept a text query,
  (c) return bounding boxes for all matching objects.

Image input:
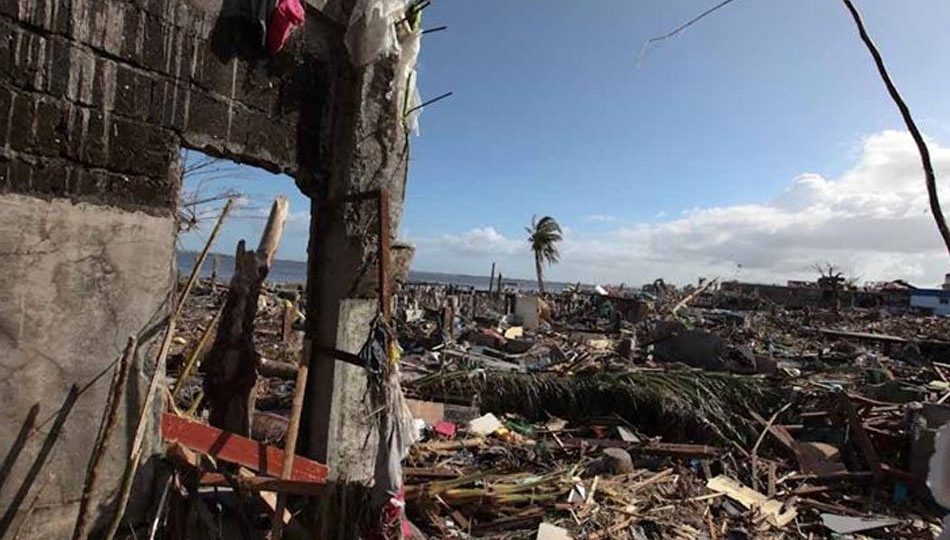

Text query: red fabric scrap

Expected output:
[369,487,411,539]
[434,421,457,439]
[266,0,304,54]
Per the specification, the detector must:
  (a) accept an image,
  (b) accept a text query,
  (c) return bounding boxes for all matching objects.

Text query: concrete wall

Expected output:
[0,0,344,536]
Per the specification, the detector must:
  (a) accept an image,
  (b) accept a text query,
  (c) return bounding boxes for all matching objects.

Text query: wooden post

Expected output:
[203,197,288,437]
[270,197,317,540]
[281,300,295,345]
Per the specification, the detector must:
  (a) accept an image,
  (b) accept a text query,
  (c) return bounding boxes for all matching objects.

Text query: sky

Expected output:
[180,0,950,288]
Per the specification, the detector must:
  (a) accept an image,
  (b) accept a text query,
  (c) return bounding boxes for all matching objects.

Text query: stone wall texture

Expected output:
[0,0,337,214]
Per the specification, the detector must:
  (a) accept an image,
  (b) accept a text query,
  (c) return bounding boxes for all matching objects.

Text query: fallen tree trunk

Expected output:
[202,197,288,436]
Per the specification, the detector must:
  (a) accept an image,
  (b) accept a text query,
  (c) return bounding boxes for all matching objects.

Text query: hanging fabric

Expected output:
[358,317,417,538]
[266,0,305,54]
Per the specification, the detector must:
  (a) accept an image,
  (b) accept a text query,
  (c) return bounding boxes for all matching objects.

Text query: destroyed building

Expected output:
[0,0,418,537]
[2,1,950,539]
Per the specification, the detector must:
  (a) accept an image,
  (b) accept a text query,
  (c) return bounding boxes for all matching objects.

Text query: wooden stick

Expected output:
[147,476,172,540]
[103,200,225,539]
[269,196,309,540]
[170,307,222,400]
[175,198,233,322]
[72,337,137,540]
[750,403,791,491]
[102,197,233,536]
[269,340,312,539]
[104,318,177,540]
[672,277,718,315]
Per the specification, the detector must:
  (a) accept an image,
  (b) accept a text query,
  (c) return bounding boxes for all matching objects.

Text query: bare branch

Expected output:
[638,0,744,65]
[841,0,950,260]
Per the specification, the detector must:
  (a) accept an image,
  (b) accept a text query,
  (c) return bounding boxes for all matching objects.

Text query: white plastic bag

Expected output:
[344,0,407,66]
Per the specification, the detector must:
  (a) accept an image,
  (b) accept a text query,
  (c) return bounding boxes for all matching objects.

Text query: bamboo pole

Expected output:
[175,198,233,322]
[170,307,222,401]
[104,200,233,540]
[72,337,137,540]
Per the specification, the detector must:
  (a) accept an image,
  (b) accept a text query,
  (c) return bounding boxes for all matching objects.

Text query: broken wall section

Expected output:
[0,0,343,537]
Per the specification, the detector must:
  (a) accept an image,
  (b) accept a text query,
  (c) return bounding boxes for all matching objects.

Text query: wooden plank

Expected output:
[161,413,328,483]
[564,438,720,459]
[198,473,322,495]
[707,475,797,528]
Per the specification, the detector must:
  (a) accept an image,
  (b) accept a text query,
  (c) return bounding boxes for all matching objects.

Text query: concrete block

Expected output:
[406,398,444,426]
[0,194,175,539]
[515,295,540,330]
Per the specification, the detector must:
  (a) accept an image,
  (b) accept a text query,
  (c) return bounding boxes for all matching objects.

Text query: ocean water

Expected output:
[177,252,578,292]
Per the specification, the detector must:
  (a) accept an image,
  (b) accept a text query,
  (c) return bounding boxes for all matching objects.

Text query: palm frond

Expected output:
[409,369,781,447]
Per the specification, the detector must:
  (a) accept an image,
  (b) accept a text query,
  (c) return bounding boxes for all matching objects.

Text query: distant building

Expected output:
[910,288,950,316]
[943,273,950,291]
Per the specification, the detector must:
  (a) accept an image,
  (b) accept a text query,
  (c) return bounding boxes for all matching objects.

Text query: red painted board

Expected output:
[161,413,328,484]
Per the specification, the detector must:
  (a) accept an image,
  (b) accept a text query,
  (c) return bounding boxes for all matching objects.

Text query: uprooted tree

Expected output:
[813,262,858,312]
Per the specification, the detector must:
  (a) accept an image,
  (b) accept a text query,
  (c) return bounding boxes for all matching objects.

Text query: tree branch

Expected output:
[841,0,950,259]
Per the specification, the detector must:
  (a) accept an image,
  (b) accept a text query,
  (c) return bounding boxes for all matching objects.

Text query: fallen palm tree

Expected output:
[408,368,782,447]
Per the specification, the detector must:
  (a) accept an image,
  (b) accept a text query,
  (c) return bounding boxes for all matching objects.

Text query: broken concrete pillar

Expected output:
[297,2,419,536]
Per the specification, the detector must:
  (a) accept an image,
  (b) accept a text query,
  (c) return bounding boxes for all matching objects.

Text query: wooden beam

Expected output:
[161,413,328,483]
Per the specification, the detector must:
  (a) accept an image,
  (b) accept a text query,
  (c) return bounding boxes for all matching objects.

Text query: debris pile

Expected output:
[389,282,950,538]
[157,277,950,538]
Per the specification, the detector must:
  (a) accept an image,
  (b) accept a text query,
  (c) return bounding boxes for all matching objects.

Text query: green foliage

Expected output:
[526,215,563,266]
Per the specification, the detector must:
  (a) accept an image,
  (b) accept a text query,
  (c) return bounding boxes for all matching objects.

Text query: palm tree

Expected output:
[525,215,562,294]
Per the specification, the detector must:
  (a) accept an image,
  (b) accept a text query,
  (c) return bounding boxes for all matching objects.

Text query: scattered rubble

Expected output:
[157,276,950,538]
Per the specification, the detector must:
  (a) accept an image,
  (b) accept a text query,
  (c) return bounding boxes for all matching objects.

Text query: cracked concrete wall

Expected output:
[0,194,176,538]
[0,0,342,536]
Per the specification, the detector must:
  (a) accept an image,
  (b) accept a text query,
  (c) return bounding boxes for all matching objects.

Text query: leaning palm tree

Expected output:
[525,215,562,293]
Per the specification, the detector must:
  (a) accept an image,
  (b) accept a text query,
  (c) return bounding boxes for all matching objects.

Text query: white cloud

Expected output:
[584,214,619,223]
[409,131,950,287]
[414,227,523,259]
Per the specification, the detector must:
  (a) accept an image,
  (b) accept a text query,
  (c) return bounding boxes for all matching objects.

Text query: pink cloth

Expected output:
[266,0,304,54]
[434,421,457,439]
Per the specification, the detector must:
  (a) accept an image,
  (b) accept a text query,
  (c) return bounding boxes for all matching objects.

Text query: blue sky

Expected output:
[181,0,950,287]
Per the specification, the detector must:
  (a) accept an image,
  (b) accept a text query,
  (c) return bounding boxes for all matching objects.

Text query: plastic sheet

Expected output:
[344,0,407,66]
[344,0,424,134]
